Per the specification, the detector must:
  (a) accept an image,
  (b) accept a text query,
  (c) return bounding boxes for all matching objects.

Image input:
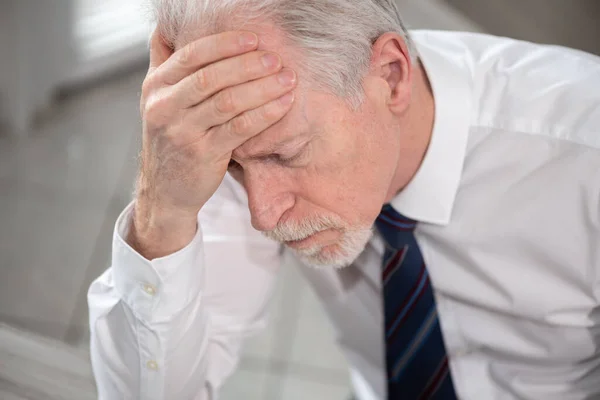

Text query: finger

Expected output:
[149,29,174,72]
[170,51,283,109]
[155,31,259,86]
[184,68,297,132]
[207,89,296,151]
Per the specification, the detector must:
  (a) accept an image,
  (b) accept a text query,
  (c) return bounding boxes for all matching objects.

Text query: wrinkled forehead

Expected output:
[235,88,311,157]
[177,21,318,155]
[174,19,300,62]
[223,24,314,155]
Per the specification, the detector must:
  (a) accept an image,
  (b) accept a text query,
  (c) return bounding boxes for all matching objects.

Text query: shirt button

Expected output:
[146,360,159,370]
[143,284,157,296]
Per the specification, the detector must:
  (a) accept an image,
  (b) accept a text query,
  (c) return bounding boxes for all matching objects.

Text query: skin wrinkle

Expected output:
[175,19,434,269]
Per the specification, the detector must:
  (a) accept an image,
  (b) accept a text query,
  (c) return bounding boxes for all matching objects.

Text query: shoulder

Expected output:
[415,31,600,149]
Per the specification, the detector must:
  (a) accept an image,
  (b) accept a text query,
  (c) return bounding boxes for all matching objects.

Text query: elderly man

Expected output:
[88,0,600,399]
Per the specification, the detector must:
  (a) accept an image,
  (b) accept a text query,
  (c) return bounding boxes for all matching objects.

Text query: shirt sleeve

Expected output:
[87,175,282,399]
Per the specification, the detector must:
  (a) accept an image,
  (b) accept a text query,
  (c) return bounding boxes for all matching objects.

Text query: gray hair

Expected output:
[149,0,417,107]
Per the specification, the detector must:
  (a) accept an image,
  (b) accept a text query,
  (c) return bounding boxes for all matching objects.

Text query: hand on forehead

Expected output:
[174,21,312,159]
[230,24,311,158]
[234,91,310,160]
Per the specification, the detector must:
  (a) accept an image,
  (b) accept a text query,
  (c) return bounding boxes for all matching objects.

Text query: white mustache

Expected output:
[261,214,345,243]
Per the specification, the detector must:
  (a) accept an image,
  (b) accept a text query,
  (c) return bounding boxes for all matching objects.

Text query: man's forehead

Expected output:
[177,20,294,56]
[179,21,313,158]
[221,22,313,158]
[234,94,311,159]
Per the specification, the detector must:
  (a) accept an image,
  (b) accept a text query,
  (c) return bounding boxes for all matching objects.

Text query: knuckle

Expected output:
[141,74,157,98]
[242,55,256,75]
[262,101,281,121]
[179,43,195,66]
[163,129,187,148]
[231,114,252,135]
[191,68,208,93]
[214,90,236,116]
[143,94,169,125]
[143,95,160,115]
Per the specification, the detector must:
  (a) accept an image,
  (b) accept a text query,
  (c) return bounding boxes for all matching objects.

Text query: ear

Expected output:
[369,33,413,115]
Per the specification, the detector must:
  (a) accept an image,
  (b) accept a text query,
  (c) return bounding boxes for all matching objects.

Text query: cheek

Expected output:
[292,118,391,222]
[334,132,385,193]
[321,136,393,221]
[295,154,376,224]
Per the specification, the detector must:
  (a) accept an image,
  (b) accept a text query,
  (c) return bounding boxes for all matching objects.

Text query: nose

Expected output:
[244,168,295,232]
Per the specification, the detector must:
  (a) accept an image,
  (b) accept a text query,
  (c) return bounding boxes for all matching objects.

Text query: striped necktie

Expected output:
[375,204,457,400]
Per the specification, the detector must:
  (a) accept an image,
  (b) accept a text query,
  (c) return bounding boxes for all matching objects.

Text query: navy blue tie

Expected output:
[375,205,457,400]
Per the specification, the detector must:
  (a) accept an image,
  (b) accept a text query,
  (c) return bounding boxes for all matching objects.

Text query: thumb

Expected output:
[148,28,173,72]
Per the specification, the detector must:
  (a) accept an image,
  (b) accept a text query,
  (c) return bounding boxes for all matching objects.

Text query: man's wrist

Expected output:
[127,199,199,260]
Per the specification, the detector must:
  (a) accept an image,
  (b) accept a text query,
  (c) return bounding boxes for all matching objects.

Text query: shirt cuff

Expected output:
[111,201,205,323]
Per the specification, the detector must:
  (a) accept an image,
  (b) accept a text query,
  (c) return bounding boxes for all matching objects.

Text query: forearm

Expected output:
[88,183,281,399]
[89,203,213,399]
[127,196,199,260]
[89,279,220,400]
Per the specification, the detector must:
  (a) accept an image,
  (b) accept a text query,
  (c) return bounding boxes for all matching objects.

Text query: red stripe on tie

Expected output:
[386,263,429,341]
[383,247,406,282]
[380,209,416,226]
[378,216,416,232]
[417,356,450,400]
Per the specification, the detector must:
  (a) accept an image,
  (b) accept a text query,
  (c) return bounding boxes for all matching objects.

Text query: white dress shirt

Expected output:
[88,30,600,400]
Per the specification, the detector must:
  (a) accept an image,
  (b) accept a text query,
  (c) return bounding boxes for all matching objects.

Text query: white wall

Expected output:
[0,0,75,136]
[0,0,20,133]
[0,0,150,137]
[69,0,152,86]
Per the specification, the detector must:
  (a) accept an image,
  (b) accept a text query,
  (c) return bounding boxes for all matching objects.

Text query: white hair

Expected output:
[148,0,417,107]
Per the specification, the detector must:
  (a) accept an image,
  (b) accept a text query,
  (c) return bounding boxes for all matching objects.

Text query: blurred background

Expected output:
[0,0,598,399]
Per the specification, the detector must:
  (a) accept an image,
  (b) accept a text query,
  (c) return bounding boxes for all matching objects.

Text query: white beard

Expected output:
[290,227,374,269]
[261,213,373,269]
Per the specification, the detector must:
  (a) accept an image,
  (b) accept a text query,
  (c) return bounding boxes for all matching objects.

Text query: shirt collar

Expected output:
[390,31,473,226]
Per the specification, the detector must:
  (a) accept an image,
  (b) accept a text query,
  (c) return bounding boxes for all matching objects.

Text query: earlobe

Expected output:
[370,33,413,114]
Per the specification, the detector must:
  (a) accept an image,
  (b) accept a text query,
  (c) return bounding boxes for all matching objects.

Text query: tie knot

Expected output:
[375,205,417,250]
[377,205,417,230]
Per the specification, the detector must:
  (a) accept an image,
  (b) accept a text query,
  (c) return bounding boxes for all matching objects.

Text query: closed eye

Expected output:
[276,144,309,166]
[229,143,310,170]
[277,152,302,163]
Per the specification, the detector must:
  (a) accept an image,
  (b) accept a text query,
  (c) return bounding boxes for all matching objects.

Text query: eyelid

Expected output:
[278,143,309,165]
[278,152,301,162]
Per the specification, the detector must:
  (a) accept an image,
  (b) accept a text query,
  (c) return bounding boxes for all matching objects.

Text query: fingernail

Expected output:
[279,92,295,105]
[239,32,258,48]
[277,69,296,86]
[262,53,280,69]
